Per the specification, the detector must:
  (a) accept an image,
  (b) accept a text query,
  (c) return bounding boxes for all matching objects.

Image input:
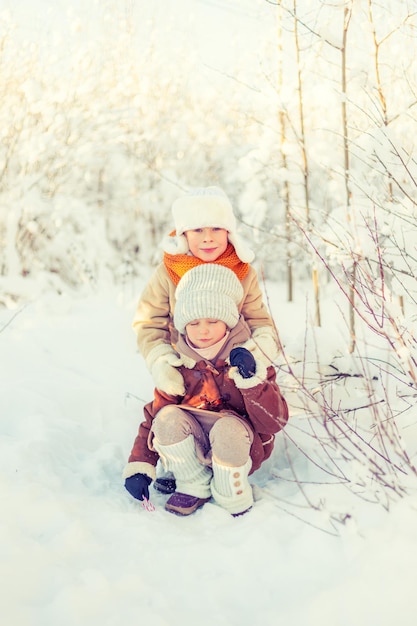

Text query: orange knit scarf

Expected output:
[164,242,249,286]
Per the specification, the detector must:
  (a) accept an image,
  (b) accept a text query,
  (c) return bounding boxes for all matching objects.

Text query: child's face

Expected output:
[184,227,228,261]
[185,318,228,348]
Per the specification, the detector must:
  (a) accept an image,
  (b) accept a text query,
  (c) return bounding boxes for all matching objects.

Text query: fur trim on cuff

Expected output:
[228,359,268,389]
[122,462,156,481]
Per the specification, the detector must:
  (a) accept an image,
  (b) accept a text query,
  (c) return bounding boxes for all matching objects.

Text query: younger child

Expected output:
[124,264,289,517]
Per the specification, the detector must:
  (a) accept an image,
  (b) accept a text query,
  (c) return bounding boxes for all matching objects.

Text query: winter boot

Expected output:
[153,435,212,515]
[165,492,210,516]
[153,476,177,494]
[210,458,253,516]
[153,473,177,494]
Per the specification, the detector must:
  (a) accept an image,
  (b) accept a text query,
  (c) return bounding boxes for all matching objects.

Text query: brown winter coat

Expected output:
[126,317,289,478]
[132,262,277,362]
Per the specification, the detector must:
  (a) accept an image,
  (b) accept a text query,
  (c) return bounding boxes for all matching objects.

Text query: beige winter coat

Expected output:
[133,262,277,363]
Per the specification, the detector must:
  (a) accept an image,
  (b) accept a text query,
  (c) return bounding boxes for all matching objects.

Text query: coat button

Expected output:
[234,481,241,487]
[233,472,240,478]
[236,490,243,495]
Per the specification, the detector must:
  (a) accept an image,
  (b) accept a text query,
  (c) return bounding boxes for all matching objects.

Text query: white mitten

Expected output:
[146,344,186,396]
[238,326,280,366]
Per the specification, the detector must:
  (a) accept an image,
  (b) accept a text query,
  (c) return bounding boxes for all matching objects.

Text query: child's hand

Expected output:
[125,473,152,501]
[151,352,186,396]
[230,347,256,378]
[146,345,186,396]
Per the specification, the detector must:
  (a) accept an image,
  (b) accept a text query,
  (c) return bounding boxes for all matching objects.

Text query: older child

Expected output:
[124,264,288,517]
[133,186,279,399]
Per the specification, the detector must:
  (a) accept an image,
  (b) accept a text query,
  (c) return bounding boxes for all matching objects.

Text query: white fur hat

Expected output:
[162,186,255,263]
[174,264,244,334]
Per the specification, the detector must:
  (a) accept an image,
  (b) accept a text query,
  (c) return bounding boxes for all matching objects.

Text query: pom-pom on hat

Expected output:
[163,186,255,263]
[174,264,244,334]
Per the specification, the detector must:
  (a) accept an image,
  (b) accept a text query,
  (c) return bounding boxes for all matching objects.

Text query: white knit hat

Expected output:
[174,264,244,334]
[162,186,255,263]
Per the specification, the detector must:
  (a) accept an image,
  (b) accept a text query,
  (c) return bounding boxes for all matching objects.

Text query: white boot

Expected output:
[154,435,212,499]
[211,458,253,516]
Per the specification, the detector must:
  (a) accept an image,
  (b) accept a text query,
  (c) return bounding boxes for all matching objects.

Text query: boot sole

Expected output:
[165,496,210,516]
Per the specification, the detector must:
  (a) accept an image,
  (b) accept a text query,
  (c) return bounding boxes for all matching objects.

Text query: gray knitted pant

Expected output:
[151,405,253,467]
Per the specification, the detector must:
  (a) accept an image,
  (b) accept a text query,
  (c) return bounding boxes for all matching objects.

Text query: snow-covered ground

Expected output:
[1,282,417,626]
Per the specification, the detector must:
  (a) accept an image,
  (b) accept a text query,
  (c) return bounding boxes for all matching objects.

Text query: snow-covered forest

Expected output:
[1,2,417,623]
[2,1,414,290]
[2,0,416,500]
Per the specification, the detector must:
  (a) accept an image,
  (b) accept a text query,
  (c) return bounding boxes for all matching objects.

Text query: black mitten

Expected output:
[230,347,256,379]
[125,473,152,501]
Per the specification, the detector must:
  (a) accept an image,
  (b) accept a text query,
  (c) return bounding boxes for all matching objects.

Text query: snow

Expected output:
[1,0,417,623]
[2,283,417,626]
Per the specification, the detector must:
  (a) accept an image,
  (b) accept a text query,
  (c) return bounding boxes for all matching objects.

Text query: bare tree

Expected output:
[293,0,321,325]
